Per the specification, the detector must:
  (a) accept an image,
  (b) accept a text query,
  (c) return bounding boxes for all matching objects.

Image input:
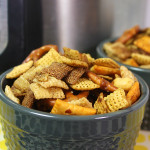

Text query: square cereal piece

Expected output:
[6,60,33,79]
[70,78,100,90]
[30,83,65,99]
[104,88,129,112]
[5,85,20,104]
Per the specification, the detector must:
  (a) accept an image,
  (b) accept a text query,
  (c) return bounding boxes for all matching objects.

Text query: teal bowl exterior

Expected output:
[0,69,149,150]
[96,38,150,130]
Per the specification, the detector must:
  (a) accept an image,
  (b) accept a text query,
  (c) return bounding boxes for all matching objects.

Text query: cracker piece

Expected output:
[131,53,150,65]
[41,62,73,80]
[140,64,150,69]
[5,85,20,104]
[94,58,120,68]
[90,65,120,76]
[22,89,35,108]
[120,66,137,82]
[70,78,100,90]
[51,99,96,115]
[30,83,65,99]
[126,81,140,105]
[104,88,129,112]
[13,76,30,93]
[33,76,69,89]
[94,93,110,114]
[134,36,150,54]
[65,67,86,84]
[35,48,62,67]
[68,97,92,108]
[113,77,134,91]
[123,58,139,67]
[6,60,33,79]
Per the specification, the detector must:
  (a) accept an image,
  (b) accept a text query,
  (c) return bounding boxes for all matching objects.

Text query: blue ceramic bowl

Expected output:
[96,38,150,130]
[0,69,149,150]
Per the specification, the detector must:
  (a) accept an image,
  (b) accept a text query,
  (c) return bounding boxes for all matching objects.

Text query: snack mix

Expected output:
[103,25,150,69]
[4,45,140,115]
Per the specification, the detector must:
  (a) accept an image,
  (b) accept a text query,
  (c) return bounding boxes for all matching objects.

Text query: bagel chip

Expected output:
[70,78,100,90]
[94,58,120,68]
[131,53,150,65]
[6,60,33,79]
[51,99,96,115]
[123,58,139,67]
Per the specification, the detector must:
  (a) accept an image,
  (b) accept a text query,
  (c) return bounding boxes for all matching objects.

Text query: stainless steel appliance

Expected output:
[0,0,149,72]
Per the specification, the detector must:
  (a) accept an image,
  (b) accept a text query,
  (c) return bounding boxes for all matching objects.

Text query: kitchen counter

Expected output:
[0,123,149,150]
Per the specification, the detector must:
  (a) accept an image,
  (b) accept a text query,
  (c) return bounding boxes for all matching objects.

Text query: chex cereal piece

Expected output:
[70,78,100,90]
[123,58,139,67]
[94,93,110,114]
[65,67,86,84]
[113,77,134,91]
[61,55,88,68]
[6,60,33,79]
[13,76,30,94]
[140,64,150,69]
[126,82,140,105]
[63,47,82,60]
[35,48,62,67]
[90,65,120,76]
[41,62,73,80]
[68,97,93,108]
[22,66,45,83]
[51,99,96,115]
[131,53,150,65]
[104,88,129,112]
[5,85,20,104]
[94,58,120,68]
[120,66,137,82]
[33,76,69,89]
[30,83,65,99]
[84,53,95,65]
[11,86,25,97]
[22,89,35,108]
[134,36,150,54]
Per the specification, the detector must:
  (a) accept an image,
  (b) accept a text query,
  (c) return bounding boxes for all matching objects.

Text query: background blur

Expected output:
[0,0,150,72]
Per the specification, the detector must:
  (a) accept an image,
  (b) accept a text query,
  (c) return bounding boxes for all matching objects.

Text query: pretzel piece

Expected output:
[23,44,58,63]
[51,99,96,115]
[87,71,117,92]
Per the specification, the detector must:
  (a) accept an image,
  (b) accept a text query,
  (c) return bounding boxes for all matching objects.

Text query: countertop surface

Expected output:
[0,123,149,150]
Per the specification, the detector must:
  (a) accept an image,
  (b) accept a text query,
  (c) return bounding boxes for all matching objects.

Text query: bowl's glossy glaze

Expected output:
[0,69,149,150]
[96,38,150,130]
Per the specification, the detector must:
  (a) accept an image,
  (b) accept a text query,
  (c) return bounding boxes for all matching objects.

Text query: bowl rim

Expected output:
[96,37,150,73]
[0,68,149,121]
